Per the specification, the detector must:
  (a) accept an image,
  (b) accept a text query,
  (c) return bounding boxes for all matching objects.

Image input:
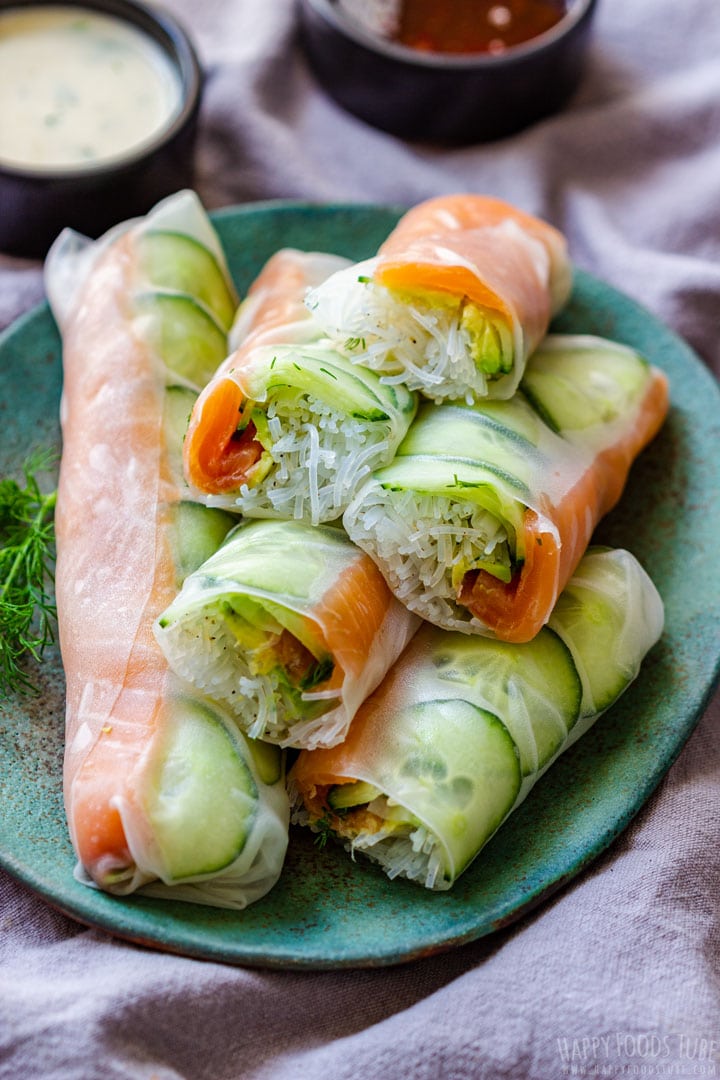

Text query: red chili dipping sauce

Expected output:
[391,0,569,55]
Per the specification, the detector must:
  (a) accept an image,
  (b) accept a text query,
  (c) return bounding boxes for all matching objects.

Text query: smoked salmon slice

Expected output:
[304,192,573,402]
[154,518,421,749]
[183,249,416,524]
[45,191,289,908]
[290,547,664,889]
[343,334,669,643]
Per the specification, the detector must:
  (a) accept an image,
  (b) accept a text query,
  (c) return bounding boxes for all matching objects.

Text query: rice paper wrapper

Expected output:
[304,193,573,404]
[291,548,664,889]
[45,188,234,332]
[72,686,290,911]
[342,336,668,641]
[183,246,417,524]
[154,519,422,748]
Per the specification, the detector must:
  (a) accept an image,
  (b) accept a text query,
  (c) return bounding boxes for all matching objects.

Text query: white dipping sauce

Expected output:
[0,6,183,171]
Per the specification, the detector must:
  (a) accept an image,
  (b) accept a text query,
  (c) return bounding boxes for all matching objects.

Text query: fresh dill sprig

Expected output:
[343,336,366,352]
[0,449,58,696]
[313,816,334,851]
[313,813,335,850]
[312,804,348,849]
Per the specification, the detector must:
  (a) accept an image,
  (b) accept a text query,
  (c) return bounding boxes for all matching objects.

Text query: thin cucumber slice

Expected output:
[394,400,542,497]
[328,780,383,810]
[163,384,197,448]
[163,384,197,487]
[372,398,546,507]
[389,698,522,879]
[168,501,236,583]
[138,230,237,331]
[134,292,229,388]
[189,520,350,610]
[521,335,650,434]
[399,399,545,466]
[143,698,258,880]
[548,559,636,714]
[430,629,582,775]
[550,583,625,711]
[548,547,664,717]
[247,345,412,422]
[156,519,347,665]
[246,737,283,786]
[375,453,530,508]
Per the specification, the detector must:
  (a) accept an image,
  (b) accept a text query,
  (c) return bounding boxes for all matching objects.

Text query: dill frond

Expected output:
[0,449,58,696]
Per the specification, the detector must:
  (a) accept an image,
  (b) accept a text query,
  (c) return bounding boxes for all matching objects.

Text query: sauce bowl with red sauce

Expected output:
[298,0,598,143]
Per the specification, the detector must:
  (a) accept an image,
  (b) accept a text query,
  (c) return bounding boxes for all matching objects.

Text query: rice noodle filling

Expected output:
[155,607,343,745]
[206,395,396,525]
[349,811,447,889]
[345,486,512,633]
[350,827,446,889]
[309,273,499,403]
[292,793,449,890]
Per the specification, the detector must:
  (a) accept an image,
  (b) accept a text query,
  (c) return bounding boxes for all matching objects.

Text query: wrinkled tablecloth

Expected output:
[2,1,720,1077]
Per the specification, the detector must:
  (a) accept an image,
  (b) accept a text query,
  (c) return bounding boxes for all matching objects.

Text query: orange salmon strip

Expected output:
[55,233,186,888]
[313,543,402,683]
[152,515,422,749]
[458,367,670,642]
[375,193,572,352]
[184,249,340,496]
[290,675,382,798]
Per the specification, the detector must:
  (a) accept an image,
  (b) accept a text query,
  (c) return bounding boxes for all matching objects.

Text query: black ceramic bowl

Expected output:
[298,0,598,144]
[0,0,203,259]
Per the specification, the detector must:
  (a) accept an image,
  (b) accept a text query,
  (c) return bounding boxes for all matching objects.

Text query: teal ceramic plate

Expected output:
[1,202,720,970]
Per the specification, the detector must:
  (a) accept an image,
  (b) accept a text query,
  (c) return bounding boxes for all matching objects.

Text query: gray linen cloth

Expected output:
[2,1,720,1077]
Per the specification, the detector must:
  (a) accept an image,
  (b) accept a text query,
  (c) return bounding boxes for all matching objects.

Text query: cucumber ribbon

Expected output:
[47,191,290,908]
[154,518,421,749]
[343,334,669,643]
[304,193,573,403]
[183,248,417,525]
[290,548,664,890]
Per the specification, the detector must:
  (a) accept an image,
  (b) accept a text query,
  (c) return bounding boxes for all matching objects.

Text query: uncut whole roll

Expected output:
[343,334,669,643]
[305,193,572,403]
[183,248,417,525]
[46,191,289,909]
[154,518,421,749]
[290,548,664,890]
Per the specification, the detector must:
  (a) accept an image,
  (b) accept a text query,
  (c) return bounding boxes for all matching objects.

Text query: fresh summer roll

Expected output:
[71,690,290,909]
[343,334,669,643]
[46,191,290,908]
[290,548,664,890]
[305,193,573,403]
[183,248,417,525]
[154,518,421,749]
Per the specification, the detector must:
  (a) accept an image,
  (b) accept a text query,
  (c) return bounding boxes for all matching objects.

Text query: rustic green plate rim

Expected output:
[1,200,719,970]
